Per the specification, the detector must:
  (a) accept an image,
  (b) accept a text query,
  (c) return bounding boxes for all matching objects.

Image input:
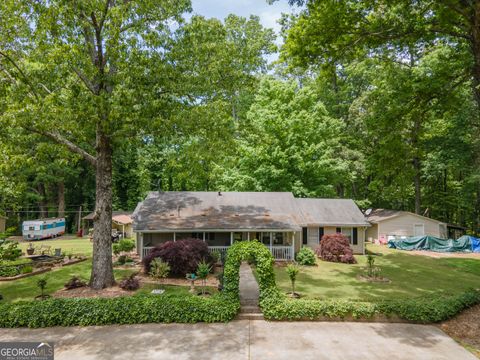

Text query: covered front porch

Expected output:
[138,230,296,261]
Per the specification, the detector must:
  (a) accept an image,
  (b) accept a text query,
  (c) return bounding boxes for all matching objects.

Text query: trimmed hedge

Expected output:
[0,293,239,328]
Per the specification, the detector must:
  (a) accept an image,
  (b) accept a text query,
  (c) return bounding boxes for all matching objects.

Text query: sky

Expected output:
[189,0,301,61]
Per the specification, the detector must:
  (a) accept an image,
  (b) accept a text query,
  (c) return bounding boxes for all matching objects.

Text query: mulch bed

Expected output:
[438,304,480,357]
[54,285,132,299]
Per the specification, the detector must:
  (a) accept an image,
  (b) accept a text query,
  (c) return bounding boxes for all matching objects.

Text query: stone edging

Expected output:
[0,267,51,281]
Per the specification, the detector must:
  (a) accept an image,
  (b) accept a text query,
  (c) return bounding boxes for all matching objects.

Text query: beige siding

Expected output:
[294,231,301,252]
[366,224,378,242]
[0,218,5,233]
[377,213,445,241]
[307,226,319,248]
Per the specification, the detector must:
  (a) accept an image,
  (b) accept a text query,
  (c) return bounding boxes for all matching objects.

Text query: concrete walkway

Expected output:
[239,262,259,306]
[0,321,475,360]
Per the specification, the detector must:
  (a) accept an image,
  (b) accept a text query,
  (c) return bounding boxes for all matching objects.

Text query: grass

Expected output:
[17,237,93,257]
[274,244,480,301]
[0,260,136,303]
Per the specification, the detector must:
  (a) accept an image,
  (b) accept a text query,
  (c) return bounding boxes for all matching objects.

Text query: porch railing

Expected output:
[142,246,154,258]
[270,246,293,261]
[142,244,293,261]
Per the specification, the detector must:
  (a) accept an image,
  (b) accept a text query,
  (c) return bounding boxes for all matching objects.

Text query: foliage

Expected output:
[285,263,300,294]
[196,260,212,296]
[316,234,356,264]
[210,250,220,264]
[0,240,22,261]
[142,239,212,277]
[112,239,135,256]
[0,259,33,277]
[116,255,127,265]
[64,276,87,290]
[0,293,239,328]
[119,274,140,291]
[149,258,171,288]
[20,266,33,274]
[295,247,316,266]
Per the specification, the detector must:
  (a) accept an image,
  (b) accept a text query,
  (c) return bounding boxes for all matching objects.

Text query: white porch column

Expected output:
[292,232,295,260]
[269,232,273,250]
[247,232,250,241]
[230,232,233,245]
[203,232,205,242]
[139,233,143,260]
[173,232,176,242]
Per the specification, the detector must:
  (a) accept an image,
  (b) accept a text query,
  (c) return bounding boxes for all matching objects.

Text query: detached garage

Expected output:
[366,209,447,244]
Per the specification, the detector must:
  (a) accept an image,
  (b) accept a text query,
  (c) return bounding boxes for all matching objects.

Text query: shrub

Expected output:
[20,266,33,274]
[149,258,170,287]
[0,240,22,261]
[316,233,356,264]
[64,276,87,290]
[0,267,19,277]
[142,239,212,276]
[295,247,316,266]
[113,238,135,255]
[119,273,140,291]
[37,278,48,300]
[117,255,127,265]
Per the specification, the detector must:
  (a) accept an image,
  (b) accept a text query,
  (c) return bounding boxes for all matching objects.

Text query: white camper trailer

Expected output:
[22,218,66,240]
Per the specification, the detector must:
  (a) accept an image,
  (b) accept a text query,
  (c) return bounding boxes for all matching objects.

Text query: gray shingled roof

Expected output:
[133,192,303,231]
[296,198,370,226]
[133,191,369,231]
[366,208,445,225]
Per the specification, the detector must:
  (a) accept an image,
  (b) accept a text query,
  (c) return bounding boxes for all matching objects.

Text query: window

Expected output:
[341,227,353,243]
[302,228,308,245]
[319,227,324,242]
[233,232,243,242]
[261,233,271,246]
[352,228,358,245]
[273,232,284,245]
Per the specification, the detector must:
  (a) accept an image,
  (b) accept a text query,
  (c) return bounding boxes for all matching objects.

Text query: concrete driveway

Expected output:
[0,321,475,360]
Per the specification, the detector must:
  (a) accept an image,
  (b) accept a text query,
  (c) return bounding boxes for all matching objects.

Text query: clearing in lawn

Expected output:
[274,244,480,301]
[15,236,94,257]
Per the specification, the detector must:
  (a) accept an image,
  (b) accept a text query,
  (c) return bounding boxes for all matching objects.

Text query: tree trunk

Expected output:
[413,156,421,215]
[37,184,48,218]
[89,130,115,289]
[57,181,65,218]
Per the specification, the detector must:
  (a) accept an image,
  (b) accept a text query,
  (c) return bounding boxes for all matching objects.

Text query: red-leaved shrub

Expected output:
[315,233,356,264]
[142,238,212,276]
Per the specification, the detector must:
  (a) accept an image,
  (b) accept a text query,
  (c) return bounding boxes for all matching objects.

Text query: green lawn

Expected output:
[274,244,480,301]
[0,260,136,303]
[17,237,93,257]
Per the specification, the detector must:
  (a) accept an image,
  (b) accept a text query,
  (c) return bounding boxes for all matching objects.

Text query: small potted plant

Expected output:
[196,260,212,296]
[26,243,35,256]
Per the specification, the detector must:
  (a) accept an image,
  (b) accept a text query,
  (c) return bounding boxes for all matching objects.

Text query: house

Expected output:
[82,211,134,238]
[0,215,6,233]
[133,191,370,260]
[365,209,448,244]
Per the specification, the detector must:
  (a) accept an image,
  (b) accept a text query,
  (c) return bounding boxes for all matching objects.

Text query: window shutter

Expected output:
[353,228,358,245]
[336,227,341,233]
[302,227,308,245]
[318,227,324,243]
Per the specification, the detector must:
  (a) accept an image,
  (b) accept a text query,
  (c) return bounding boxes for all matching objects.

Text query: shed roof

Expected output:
[83,210,132,221]
[133,191,303,231]
[112,214,133,225]
[296,198,370,226]
[366,209,445,225]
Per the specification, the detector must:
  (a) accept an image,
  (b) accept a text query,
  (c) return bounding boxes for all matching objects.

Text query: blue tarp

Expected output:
[458,235,480,253]
[388,235,477,253]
